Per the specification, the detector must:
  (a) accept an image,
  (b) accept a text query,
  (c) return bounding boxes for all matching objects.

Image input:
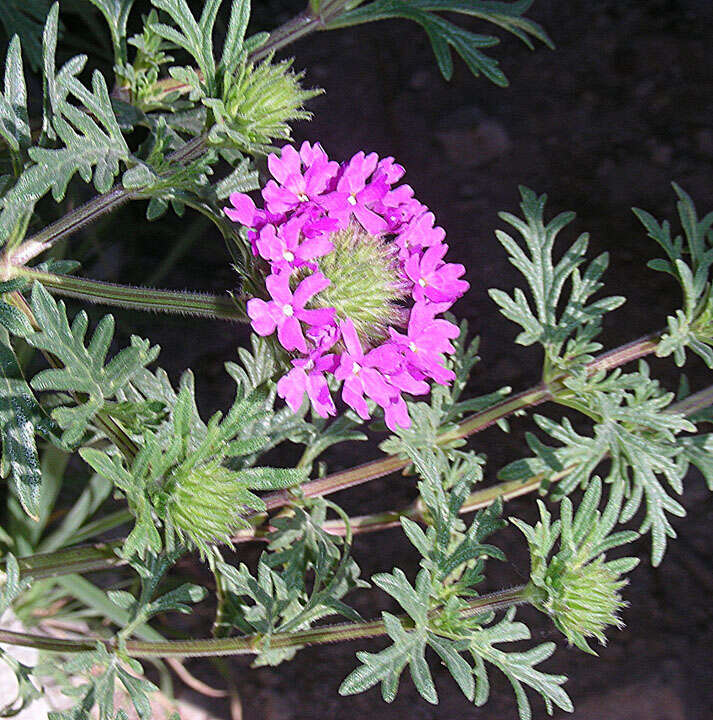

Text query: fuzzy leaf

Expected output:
[0,4,130,244]
[325,0,551,85]
[489,187,624,371]
[0,328,59,519]
[0,35,31,160]
[636,185,713,367]
[27,283,159,446]
[86,0,136,61]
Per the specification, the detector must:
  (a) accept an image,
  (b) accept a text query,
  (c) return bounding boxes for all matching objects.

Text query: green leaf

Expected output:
[50,643,158,720]
[0,298,34,336]
[150,0,218,92]
[489,187,624,373]
[217,499,364,657]
[0,4,130,244]
[325,0,551,85]
[220,0,251,76]
[679,433,713,491]
[523,366,694,566]
[428,634,474,701]
[27,283,160,446]
[340,611,433,703]
[636,185,713,367]
[0,553,31,614]
[0,35,31,162]
[469,610,572,719]
[86,0,136,63]
[0,328,59,519]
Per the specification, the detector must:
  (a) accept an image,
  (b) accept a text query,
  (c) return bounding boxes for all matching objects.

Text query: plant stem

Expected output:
[13,333,674,580]
[0,586,529,658]
[437,383,551,445]
[16,542,125,580]
[261,332,662,510]
[312,384,713,537]
[7,4,350,269]
[9,187,134,268]
[251,11,321,62]
[19,268,248,322]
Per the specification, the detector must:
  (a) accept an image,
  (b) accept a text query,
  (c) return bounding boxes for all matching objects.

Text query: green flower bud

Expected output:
[300,223,409,345]
[159,460,250,558]
[210,58,321,153]
[530,554,627,654]
[513,489,636,655]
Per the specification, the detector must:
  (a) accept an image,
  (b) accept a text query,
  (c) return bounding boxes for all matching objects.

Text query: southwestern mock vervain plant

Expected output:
[0,2,711,719]
[226,143,468,429]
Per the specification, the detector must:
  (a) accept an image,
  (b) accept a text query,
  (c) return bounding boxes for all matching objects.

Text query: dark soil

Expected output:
[84,1,713,717]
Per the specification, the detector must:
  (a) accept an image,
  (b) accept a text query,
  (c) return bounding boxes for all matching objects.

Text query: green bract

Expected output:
[512,479,637,654]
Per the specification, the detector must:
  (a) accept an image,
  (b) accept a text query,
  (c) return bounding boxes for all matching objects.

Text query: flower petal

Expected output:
[293,272,330,307]
[247,299,278,336]
[278,315,307,352]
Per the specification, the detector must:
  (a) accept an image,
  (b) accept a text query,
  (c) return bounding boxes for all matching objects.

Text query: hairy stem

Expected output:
[308,384,713,537]
[13,333,675,579]
[0,586,528,657]
[262,332,662,508]
[19,269,248,322]
[15,542,124,580]
[7,3,352,269]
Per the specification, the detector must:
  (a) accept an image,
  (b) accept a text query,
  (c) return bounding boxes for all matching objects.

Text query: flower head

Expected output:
[225,144,469,427]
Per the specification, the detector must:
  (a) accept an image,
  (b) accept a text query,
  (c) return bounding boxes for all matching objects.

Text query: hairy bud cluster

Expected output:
[225,142,469,429]
[533,555,628,654]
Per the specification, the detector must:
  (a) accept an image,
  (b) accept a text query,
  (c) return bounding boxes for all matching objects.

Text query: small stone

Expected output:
[650,142,673,165]
[436,119,512,167]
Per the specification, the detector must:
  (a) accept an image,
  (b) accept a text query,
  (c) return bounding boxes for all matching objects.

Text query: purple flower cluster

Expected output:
[224,142,469,430]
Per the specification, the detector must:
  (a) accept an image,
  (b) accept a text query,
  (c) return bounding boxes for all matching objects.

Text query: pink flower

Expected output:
[334,319,399,420]
[395,211,446,260]
[247,272,334,352]
[383,394,411,431]
[256,218,334,271]
[373,156,405,184]
[322,152,389,234]
[390,303,460,384]
[262,143,339,215]
[224,192,285,254]
[225,144,471,431]
[277,350,338,418]
[404,244,469,303]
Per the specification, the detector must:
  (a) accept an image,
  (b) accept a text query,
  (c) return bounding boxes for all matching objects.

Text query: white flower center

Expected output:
[418,277,427,287]
[347,194,357,206]
[283,250,295,262]
[352,362,361,375]
[297,192,309,202]
[409,341,417,352]
[282,304,294,317]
